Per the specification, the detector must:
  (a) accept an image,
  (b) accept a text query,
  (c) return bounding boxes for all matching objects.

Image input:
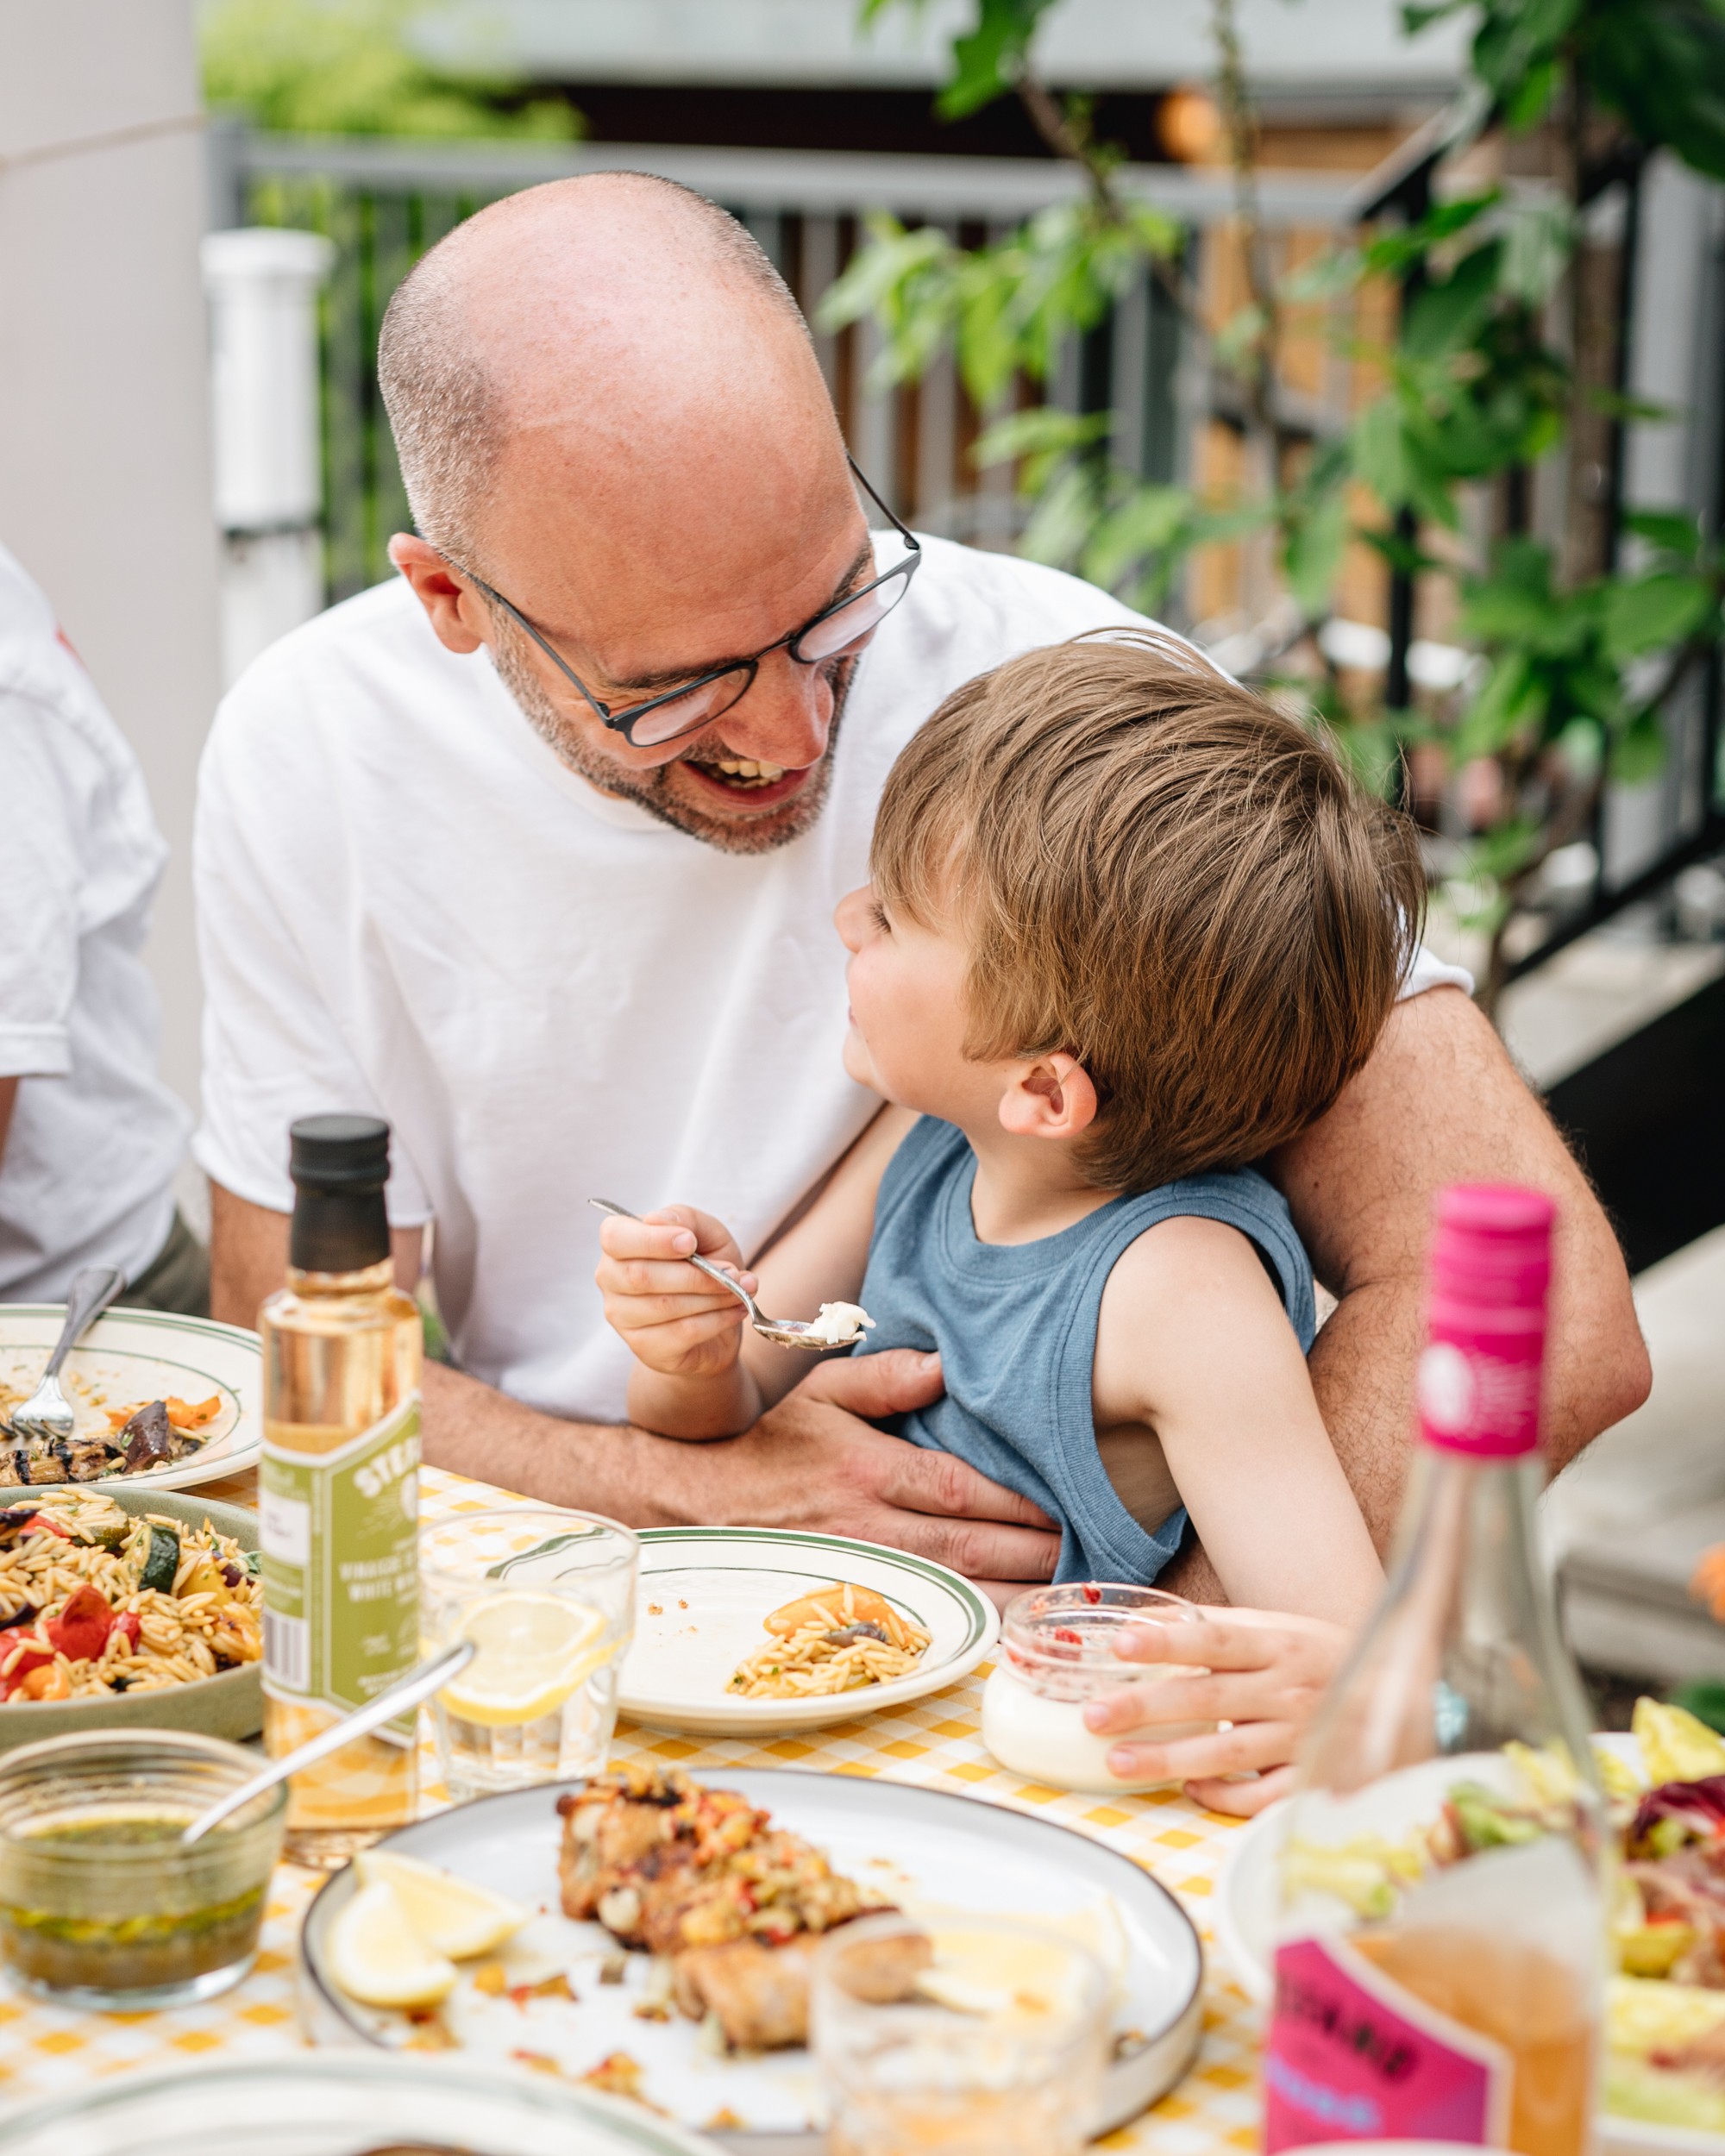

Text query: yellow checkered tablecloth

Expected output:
[0,1466,1267,2148]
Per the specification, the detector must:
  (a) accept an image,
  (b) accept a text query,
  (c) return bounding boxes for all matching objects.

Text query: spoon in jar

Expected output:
[180,1640,476,1846]
[587,1198,872,1352]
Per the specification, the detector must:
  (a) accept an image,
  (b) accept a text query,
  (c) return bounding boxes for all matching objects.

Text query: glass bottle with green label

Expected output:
[260,1114,421,1869]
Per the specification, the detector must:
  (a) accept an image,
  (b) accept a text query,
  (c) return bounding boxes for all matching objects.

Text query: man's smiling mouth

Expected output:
[680,755,812,806]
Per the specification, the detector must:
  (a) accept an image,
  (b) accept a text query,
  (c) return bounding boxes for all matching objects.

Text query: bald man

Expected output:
[195,174,1647,1590]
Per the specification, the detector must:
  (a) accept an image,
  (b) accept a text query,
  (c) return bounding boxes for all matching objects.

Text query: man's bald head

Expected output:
[378,172,834,573]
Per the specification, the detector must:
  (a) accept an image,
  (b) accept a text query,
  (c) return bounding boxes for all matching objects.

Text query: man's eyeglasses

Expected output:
[454,457,921,749]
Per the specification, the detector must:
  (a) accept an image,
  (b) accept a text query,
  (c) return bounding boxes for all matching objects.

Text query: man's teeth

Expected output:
[712,759,787,787]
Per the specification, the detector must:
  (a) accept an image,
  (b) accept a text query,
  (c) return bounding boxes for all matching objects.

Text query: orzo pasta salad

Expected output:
[0,1491,260,1702]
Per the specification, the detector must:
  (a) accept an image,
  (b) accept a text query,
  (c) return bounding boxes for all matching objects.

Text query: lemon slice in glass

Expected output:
[441,1592,608,1727]
[329,1879,457,2008]
[354,1848,530,1959]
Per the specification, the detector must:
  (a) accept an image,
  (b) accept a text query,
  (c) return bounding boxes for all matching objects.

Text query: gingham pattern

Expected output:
[0,1467,1265,2149]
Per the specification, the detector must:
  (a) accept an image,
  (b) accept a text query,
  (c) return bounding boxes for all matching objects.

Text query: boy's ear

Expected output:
[998,1053,1100,1143]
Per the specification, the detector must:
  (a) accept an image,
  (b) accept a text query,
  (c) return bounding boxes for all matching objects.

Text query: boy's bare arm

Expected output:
[1095,1216,1383,1628]
[1269,986,1649,1554]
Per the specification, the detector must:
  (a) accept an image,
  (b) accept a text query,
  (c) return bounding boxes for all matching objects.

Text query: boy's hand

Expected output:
[597,1206,756,1382]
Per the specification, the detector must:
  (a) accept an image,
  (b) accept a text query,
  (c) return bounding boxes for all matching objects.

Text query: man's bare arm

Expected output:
[209,1181,1062,1580]
[1275,987,1648,1550]
[1161,988,1650,1597]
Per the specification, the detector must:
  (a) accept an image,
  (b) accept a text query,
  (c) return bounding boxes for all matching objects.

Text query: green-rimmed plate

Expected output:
[616,1526,999,1736]
[0,2053,725,2156]
[0,1306,260,1497]
[0,1487,260,1752]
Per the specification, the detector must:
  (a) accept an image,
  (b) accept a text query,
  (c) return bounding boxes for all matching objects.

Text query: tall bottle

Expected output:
[259,1114,421,1869]
[1265,1185,1605,2156]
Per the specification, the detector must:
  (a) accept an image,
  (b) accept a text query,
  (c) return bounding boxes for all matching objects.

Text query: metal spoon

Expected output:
[9,1266,127,1443]
[181,1639,476,1846]
[588,1197,850,1351]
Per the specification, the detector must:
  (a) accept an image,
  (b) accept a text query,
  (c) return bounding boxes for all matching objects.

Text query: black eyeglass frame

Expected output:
[449,456,921,749]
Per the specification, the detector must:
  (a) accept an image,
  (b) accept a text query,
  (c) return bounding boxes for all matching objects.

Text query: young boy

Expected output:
[596,633,1424,1627]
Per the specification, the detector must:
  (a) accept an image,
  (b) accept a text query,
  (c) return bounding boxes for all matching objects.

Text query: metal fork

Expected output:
[9,1266,127,1442]
[589,1198,834,1351]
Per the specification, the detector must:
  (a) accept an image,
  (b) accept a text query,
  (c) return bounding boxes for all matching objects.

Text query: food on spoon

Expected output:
[800,1301,875,1347]
[726,1582,932,1699]
[555,1764,916,2049]
[353,1850,530,1959]
[329,1879,459,2009]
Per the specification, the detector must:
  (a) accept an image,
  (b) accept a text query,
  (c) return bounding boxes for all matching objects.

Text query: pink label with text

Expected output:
[1264,1934,1511,2149]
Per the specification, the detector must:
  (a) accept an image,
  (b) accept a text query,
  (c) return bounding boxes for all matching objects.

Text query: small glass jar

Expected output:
[981,1583,1215,1794]
[0,1729,285,2010]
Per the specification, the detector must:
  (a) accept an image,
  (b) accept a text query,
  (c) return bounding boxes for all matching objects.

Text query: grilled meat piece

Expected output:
[556,1766,764,1934]
[672,1921,930,2051]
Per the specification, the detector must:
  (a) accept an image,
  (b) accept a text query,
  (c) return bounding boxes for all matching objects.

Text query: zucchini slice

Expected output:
[138,1522,180,1594]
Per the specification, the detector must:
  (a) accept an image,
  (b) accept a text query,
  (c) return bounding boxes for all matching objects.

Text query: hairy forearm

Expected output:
[423,1361,698,1520]
[1275,987,1650,1551]
[625,1361,762,1443]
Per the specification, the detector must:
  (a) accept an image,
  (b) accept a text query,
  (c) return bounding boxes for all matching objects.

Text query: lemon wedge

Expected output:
[441,1592,607,1728]
[329,1879,457,2008]
[354,1849,530,1959]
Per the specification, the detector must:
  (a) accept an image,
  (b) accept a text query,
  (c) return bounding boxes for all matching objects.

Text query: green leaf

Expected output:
[936,0,1061,117]
[1458,650,1549,757]
[1601,573,1716,661]
[1622,510,1704,562]
[1608,705,1669,784]
[1283,486,1351,621]
[1402,241,1502,360]
[971,406,1108,473]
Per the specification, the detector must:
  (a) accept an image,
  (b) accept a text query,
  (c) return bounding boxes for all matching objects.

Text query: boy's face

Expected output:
[835,881,998,1122]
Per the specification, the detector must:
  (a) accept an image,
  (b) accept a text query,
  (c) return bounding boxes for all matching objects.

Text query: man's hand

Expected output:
[418,1349,1061,1581]
[1271,986,1650,1552]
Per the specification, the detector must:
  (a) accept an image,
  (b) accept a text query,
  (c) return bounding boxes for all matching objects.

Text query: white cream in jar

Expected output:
[981,1583,1214,1795]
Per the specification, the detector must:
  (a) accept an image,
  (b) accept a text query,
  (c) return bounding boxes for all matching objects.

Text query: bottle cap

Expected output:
[289,1114,390,1193]
[1418,1182,1555,1460]
[1428,1182,1554,1311]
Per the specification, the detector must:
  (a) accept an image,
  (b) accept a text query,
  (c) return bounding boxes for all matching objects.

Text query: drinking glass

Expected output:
[420,1508,637,1798]
[812,1910,1109,2156]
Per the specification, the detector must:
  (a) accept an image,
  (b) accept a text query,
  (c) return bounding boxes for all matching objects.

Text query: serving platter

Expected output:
[1214,1733,1723,2156]
[302,1766,1204,2150]
[0,1307,261,1497]
[0,2053,725,2156]
[617,1526,998,1736]
[0,1487,260,1751]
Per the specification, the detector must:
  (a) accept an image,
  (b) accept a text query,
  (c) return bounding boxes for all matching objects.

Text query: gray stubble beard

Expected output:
[485,619,856,856]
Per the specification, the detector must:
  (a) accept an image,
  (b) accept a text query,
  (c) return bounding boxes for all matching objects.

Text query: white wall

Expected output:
[0,0,220,1113]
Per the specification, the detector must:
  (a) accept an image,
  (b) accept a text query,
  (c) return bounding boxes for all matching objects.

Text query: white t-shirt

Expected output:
[0,545,191,1299]
[195,536,1469,1421]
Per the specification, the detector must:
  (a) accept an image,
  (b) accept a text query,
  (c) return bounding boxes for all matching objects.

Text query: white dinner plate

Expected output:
[0,1306,261,1496]
[0,2053,724,2156]
[1214,1732,1724,2156]
[301,1767,1204,2149]
[616,1526,1000,1736]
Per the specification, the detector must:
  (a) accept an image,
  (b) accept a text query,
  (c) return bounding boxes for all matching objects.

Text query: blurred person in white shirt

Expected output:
[0,545,206,1314]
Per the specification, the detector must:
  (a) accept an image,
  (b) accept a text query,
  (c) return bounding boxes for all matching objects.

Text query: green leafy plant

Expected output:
[844,0,1725,1007]
[201,0,580,140]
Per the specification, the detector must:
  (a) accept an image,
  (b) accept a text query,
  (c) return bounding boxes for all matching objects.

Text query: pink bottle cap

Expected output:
[1418,1183,1555,1459]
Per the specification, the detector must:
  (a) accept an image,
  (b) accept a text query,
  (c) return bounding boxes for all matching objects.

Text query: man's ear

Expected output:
[998,1053,1100,1142]
[388,534,489,656]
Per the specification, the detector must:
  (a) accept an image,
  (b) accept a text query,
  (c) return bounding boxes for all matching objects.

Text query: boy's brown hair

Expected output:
[871,630,1427,1192]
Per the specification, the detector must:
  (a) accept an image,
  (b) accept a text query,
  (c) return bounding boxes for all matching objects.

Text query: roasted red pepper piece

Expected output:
[20,1514,72,1541]
[45,1583,113,1664]
[110,1612,141,1650]
[0,1626,53,1701]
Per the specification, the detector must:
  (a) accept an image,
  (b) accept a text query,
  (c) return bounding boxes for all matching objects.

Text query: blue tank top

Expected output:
[854,1117,1316,1585]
